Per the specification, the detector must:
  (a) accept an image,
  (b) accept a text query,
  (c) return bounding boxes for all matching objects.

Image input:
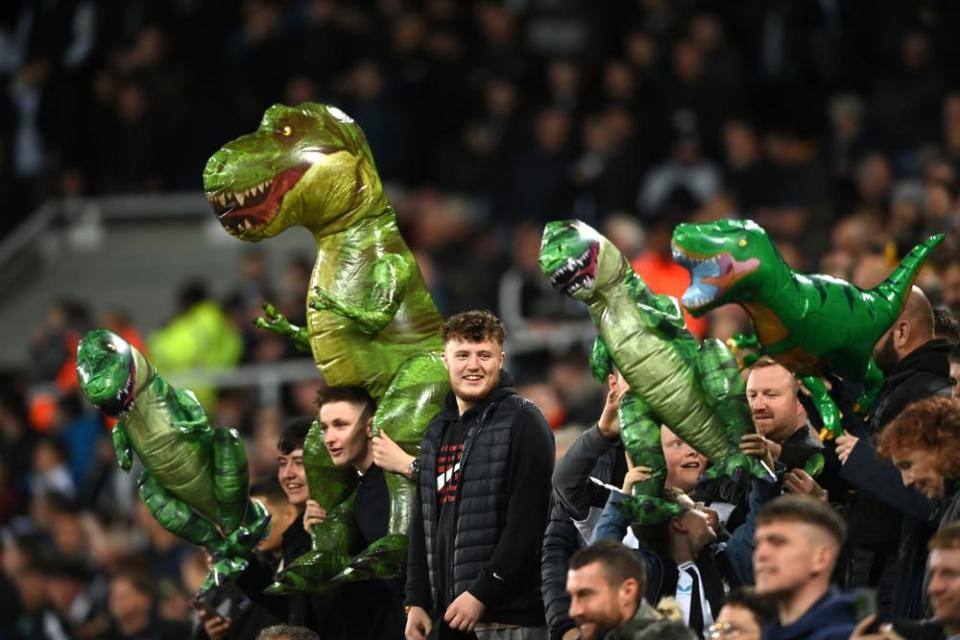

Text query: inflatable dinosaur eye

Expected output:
[281,125,293,137]
[738,238,748,248]
[106,342,116,352]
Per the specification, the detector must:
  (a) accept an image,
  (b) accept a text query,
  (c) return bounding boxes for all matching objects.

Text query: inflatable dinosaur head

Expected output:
[77,330,140,417]
[540,219,627,302]
[671,218,772,316]
[203,103,383,241]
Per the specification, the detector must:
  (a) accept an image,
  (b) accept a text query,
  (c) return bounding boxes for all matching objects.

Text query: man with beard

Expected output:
[834,286,953,619]
[566,540,694,640]
[742,358,842,502]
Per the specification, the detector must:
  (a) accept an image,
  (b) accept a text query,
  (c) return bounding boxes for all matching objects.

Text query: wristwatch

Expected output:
[408,458,421,479]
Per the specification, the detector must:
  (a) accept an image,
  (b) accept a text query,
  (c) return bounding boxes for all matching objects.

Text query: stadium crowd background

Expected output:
[3,0,960,638]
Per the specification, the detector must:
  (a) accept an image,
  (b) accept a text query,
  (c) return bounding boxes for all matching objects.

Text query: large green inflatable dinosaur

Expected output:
[202,103,448,592]
[671,218,943,438]
[76,330,270,592]
[540,220,769,522]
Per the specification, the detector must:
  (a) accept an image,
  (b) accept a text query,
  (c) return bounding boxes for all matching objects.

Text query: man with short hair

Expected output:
[753,495,856,640]
[927,523,960,637]
[566,540,654,640]
[303,385,409,639]
[236,418,346,637]
[742,358,838,501]
[256,624,321,640]
[405,310,555,639]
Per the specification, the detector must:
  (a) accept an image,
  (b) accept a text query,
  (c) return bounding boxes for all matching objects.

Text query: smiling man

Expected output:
[405,310,555,640]
[753,495,856,640]
[927,524,960,637]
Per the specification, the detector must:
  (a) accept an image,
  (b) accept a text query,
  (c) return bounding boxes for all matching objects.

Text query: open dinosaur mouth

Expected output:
[672,244,759,309]
[96,360,136,417]
[207,164,310,235]
[548,243,599,295]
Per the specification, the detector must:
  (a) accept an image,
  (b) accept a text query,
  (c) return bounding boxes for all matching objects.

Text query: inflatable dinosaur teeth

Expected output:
[204,102,449,592]
[77,330,270,592]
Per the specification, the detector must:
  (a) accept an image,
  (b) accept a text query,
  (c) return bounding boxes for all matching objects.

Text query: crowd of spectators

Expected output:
[5,0,960,638]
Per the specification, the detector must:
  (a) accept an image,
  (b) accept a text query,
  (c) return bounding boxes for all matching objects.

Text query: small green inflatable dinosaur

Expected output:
[203,103,448,592]
[671,219,943,438]
[540,220,769,522]
[76,330,269,592]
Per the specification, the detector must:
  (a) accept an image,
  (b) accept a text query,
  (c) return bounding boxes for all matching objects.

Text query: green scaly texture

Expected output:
[541,220,769,523]
[76,330,269,593]
[203,103,449,592]
[671,218,944,438]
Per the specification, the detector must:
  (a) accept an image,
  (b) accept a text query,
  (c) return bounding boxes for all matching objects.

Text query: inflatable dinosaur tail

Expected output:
[871,234,944,318]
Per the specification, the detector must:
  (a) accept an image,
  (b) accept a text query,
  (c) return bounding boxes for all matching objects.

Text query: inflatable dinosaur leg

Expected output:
[269,494,359,594]
[254,303,310,353]
[801,375,844,441]
[697,339,771,481]
[618,392,684,525]
[275,420,359,592]
[855,359,883,416]
[727,332,760,368]
[138,470,221,547]
[113,420,133,472]
[348,352,447,579]
[212,427,251,534]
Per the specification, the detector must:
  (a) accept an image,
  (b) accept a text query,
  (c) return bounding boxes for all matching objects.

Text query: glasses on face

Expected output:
[706,622,744,639]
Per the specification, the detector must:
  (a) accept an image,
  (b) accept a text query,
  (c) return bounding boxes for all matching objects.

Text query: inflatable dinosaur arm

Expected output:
[113,420,133,472]
[254,303,311,353]
[310,252,414,335]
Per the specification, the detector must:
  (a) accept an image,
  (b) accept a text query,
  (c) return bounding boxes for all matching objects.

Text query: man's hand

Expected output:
[836,434,859,465]
[371,430,416,477]
[303,500,327,534]
[405,605,433,640]
[197,608,231,640]
[597,383,627,440]
[443,591,486,632]
[850,614,904,640]
[783,469,828,502]
[739,433,775,470]
[562,629,581,640]
[622,466,652,495]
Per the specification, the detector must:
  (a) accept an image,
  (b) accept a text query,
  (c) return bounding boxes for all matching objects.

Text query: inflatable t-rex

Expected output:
[671,218,943,438]
[203,103,448,591]
[540,220,770,522]
[76,330,269,592]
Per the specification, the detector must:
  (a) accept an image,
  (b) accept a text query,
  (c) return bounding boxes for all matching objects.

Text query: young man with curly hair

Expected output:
[405,310,555,640]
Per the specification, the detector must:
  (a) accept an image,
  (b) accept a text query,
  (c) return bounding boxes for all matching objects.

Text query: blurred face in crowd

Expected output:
[747,365,806,442]
[928,546,960,627]
[661,426,707,492]
[278,448,309,506]
[109,576,151,627]
[442,337,504,412]
[320,400,372,471]
[567,561,638,640]
[710,604,762,640]
[891,447,945,499]
[754,520,836,598]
